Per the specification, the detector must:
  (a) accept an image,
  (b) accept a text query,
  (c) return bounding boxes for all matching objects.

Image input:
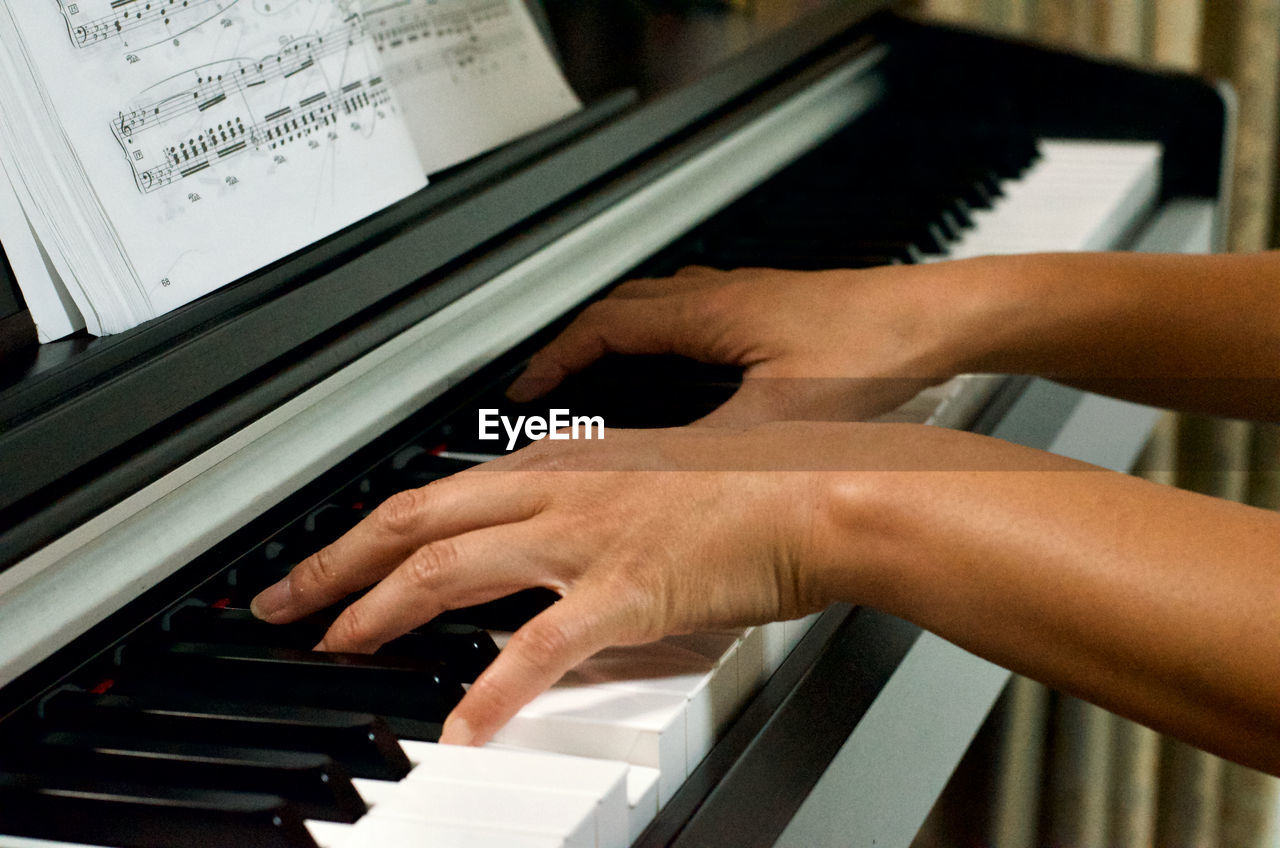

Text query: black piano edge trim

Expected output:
[0,2,894,568]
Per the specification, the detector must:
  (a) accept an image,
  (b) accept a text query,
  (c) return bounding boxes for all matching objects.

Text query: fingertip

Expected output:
[440,713,479,746]
[250,577,292,623]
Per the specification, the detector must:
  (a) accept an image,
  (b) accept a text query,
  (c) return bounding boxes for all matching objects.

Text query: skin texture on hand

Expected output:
[509,252,1280,423]
[249,422,1065,746]
[505,263,973,425]
[251,424,841,746]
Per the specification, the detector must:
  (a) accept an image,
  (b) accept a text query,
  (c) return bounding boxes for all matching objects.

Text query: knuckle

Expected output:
[463,669,511,712]
[290,546,338,602]
[405,540,458,589]
[373,488,428,535]
[328,604,372,651]
[509,617,573,673]
[695,280,740,316]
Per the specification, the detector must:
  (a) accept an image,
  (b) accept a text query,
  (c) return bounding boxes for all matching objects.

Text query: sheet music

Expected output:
[365,0,580,173]
[1,0,428,333]
[0,163,85,341]
[0,0,579,335]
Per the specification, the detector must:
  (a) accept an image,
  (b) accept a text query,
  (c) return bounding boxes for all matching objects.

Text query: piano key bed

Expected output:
[0,82,1175,848]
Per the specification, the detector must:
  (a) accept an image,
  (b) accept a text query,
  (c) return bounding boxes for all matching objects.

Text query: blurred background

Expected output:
[900,3,1280,846]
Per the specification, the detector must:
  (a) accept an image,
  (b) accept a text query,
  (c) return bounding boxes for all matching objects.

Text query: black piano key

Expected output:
[394,446,478,476]
[7,731,365,822]
[222,540,302,600]
[276,501,374,550]
[695,245,902,271]
[115,642,465,729]
[433,587,560,631]
[164,602,323,648]
[164,604,499,680]
[38,687,411,779]
[384,623,500,680]
[740,209,953,254]
[705,236,924,266]
[0,772,317,848]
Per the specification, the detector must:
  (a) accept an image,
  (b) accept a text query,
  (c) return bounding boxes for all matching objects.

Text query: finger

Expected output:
[316,521,558,653]
[506,296,702,401]
[251,474,546,624]
[439,586,636,746]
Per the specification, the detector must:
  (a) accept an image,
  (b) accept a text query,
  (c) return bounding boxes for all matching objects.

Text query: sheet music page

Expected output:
[0,164,85,341]
[1,0,428,331]
[366,0,581,173]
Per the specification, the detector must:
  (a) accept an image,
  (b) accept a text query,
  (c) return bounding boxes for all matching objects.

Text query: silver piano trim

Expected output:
[0,46,890,686]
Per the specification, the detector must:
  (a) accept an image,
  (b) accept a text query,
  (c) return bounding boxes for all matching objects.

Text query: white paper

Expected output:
[366,0,582,173]
[3,0,429,333]
[0,164,84,341]
[0,0,580,337]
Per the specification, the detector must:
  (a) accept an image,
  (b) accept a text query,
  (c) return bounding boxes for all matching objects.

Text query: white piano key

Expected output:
[736,625,767,696]
[664,631,750,727]
[490,685,689,807]
[397,741,630,848]
[660,631,741,665]
[306,819,353,848]
[336,815,570,848]
[627,766,661,843]
[351,776,598,848]
[761,620,793,676]
[783,612,823,652]
[944,139,1161,261]
[557,640,730,774]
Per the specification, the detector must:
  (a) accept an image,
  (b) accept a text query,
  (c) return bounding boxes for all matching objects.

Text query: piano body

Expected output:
[0,3,1232,846]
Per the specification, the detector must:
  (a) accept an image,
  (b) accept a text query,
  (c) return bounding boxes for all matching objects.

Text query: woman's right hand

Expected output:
[505,261,993,425]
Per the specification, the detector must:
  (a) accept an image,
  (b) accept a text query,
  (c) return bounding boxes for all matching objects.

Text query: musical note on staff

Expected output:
[110,23,394,193]
[105,0,539,194]
[57,0,240,49]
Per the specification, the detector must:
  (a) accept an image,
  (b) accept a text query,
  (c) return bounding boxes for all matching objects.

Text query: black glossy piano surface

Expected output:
[0,3,1229,846]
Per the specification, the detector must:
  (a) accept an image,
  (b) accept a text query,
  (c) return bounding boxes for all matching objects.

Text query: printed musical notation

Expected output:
[365,0,522,76]
[104,0,546,193]
[57,0,239,49]
[111,23,393,192]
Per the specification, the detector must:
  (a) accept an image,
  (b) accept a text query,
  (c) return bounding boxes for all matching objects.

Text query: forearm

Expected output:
[934,251,1280,420]
[812,444,1280,773]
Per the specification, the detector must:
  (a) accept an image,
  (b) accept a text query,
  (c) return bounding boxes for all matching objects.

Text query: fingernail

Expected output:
[250,577,292,623]
[440,714,476,746]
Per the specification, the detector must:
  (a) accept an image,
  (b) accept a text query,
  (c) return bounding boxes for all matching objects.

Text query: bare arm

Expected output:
[508,252,1280,423]
[812,433,1280,775]
[251,423,1280,775]
[246,250,1280,771]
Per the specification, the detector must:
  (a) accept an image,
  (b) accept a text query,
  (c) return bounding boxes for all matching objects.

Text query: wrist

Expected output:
[940,253,1148,377]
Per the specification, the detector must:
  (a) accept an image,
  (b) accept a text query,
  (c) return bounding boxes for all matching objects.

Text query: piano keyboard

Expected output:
[0,122,1167,848]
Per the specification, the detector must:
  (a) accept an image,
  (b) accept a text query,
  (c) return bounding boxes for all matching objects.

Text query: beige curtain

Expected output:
[904,1,1280,846]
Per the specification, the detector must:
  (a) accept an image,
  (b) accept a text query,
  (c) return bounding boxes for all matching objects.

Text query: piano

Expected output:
[0,2,1232,846]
